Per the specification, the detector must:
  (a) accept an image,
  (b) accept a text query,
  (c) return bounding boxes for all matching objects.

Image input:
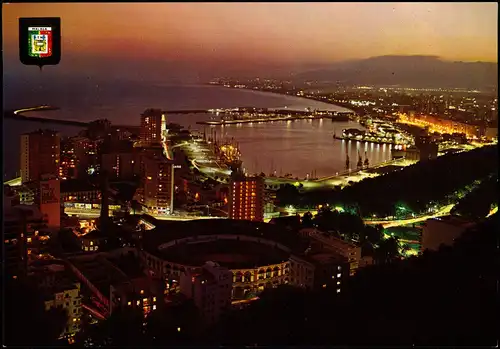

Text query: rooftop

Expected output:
[143,218,309,255]
[61,179,98,193]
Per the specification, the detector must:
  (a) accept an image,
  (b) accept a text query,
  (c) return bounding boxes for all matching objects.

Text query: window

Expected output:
[337,289,341,293]
[337,273,341,278]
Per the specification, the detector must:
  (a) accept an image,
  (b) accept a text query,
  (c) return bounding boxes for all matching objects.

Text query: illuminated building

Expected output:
[4,193,29,279]
[485,127,498,141]
[110,276,163,316]
[140,109,167,146]
[59,138,78,180]
[300,228,361,276]
[39,175,61,228]
[140,154,175,215]
[61,179,100,204]
[20,129,60,184]
[42,274,82,340]
[179,261,232,325]
[141,228,327,301]
[59,136,98,179]
[100,140,140,180]
[79,230,106,252]
[229,175,264,221]
[4,186,50,278]
[421,216,476,252]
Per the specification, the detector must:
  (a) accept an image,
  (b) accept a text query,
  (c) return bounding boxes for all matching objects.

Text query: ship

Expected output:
[216,137,243,170]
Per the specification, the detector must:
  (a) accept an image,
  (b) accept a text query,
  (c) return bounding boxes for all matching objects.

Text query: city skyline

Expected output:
[3,3,498,81]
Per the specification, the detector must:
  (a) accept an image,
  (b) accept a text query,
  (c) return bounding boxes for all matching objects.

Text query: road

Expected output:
[364,204,455,228]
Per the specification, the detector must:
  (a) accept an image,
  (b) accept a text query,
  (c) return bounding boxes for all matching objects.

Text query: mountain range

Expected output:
[291,55,497,90]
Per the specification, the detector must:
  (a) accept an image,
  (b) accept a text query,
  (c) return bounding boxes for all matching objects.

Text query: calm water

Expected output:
[4,79,391,179]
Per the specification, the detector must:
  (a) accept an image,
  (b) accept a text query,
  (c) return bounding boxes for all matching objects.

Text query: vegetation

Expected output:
[77,299,200,346]
[277,145,498,217]
[451,172,498,220]
[206,213,498,346]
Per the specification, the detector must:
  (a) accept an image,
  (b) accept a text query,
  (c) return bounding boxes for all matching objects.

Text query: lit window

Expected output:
[337,266,341,271]
[337,273,341,278]
[90,241,94,246]
[153,305,157,310]
[128,301,131,306]
[337,289,341,293]
[337,281,341,285]
[140,290,144,294]
[153,297,156,302]
[137,300,140,306]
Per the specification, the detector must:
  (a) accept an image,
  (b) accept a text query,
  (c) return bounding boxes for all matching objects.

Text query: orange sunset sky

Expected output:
[2,2,497,78]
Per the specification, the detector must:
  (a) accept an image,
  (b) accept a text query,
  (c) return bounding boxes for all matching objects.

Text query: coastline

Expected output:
[204,83,356,114]
[6,84,355,129]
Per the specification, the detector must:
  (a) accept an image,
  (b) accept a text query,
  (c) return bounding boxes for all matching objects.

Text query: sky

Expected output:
[2,2,498,81]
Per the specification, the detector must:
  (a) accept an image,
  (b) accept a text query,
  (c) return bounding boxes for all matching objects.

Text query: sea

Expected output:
[3,78,392,180]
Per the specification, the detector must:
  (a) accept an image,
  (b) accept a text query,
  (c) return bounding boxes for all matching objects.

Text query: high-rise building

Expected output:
[20,129,60,183]
[139,153,175,215]
[179,261,232,325]
[59,136,98,179]
[228,174,264,221]
[100,140,140,180]
[39,175,61,228]
[4,188,46,279]
[140,109,167,146]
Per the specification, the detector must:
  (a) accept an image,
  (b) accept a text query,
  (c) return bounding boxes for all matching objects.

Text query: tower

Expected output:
[140,109,164,146]
[20,129,60,183]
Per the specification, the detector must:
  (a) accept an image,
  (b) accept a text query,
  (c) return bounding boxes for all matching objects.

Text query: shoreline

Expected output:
[6,84,356,129]
[204,83,356,114]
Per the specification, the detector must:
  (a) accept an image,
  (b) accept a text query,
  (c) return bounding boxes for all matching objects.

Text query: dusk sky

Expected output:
[3,2,498,80]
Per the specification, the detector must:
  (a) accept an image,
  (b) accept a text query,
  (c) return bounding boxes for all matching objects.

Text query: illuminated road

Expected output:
[487,206,498,217]
[4,176,22,186]
[364,204,455,228]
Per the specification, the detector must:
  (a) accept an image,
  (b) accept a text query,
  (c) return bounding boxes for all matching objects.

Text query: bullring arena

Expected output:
[139,219,314,300]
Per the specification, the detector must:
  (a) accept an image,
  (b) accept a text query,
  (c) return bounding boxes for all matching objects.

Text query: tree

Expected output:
[301,211,314,228]
[146,299,201,346]
[276,184,300,206]
[374,236,401,264]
